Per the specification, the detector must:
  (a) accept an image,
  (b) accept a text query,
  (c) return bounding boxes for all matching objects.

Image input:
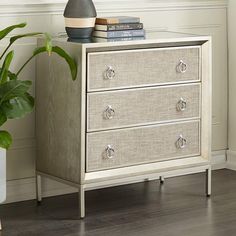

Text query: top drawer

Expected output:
[87,46,200,92]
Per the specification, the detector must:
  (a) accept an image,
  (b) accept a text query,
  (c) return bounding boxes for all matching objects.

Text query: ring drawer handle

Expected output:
[104,66,116,80]
[176,98,187,112]
[177,60,187,73]
[104,105,115,120]
[176,135,187,149]
[105,145,115,159]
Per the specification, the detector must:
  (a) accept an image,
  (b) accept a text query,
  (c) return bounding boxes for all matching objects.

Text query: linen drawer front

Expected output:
[87,47,200,91]
[87,84,200,132]
[86,121,200,172]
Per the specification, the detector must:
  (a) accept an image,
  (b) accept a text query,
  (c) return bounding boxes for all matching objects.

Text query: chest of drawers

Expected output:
[36,31,212,218]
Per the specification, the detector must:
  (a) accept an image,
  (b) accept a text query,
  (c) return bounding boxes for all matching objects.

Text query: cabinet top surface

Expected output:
[55,31,210,48]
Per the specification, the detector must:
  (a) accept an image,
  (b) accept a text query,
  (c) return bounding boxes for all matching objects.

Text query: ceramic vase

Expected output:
[64,0,97,39]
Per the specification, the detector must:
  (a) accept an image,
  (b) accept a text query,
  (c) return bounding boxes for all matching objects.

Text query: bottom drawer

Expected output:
[86,121,200,172]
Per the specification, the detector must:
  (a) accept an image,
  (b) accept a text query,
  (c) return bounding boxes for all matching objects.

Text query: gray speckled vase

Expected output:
[64,0,97,39]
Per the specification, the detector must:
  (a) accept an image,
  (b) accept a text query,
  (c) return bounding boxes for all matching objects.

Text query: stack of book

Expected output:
[93,16,145,41]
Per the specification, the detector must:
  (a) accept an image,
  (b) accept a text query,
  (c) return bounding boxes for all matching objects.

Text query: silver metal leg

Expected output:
[206,167,211,197]
[79,185,85,219]
[159,176,165,184]
[36,174,42,204]
[0,219,2,231]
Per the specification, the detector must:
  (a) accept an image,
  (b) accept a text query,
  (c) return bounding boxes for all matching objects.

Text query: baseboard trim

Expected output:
[226,150,236,170]
[4,177,77,204]
[211,150,227,170]
[1,150,227,204]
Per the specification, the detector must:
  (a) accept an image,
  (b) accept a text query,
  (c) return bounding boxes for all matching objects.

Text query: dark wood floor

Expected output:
[1,169,236,236]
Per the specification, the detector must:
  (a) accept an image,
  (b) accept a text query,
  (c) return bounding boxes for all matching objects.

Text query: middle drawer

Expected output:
[87,83,200,132]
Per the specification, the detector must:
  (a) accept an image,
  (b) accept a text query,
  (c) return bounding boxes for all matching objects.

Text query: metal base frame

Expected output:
[36,166,212,219]
[206,167,212,197]
[36,172,86,219]
[159,176,165,184]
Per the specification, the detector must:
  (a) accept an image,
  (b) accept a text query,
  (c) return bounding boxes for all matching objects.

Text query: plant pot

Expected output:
[64,0,97,39]
[0,148,6,204]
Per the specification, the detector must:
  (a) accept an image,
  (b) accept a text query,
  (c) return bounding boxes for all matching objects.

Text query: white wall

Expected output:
[0,0,228,203]
[228,0,236,150]
[227,0,236,168]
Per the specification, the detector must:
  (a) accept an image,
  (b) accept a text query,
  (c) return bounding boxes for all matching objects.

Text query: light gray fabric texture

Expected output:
[87,121,200,172]
[88,47,200,91]
[87,83,200,131]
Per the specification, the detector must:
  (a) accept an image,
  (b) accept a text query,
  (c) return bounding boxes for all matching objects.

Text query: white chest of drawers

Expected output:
[36,31,212,218]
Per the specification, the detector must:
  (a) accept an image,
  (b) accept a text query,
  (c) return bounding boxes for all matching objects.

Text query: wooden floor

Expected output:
[1,169,236,236]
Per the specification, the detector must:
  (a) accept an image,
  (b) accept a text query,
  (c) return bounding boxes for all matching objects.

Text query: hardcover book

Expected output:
[95,16,140,25]
[93,29,145,38]
[93,36,145,42]
[95,23,143,31]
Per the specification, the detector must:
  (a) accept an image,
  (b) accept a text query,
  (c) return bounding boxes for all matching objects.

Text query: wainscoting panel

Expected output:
[0,0,228,202]
[228,0,236,155]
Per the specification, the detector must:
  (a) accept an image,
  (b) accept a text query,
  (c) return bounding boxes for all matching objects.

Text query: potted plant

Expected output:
[0,23,77,229]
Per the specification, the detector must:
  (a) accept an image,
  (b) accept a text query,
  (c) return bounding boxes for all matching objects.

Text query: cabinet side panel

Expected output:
[201,40,212,161]
[36,41,83,184]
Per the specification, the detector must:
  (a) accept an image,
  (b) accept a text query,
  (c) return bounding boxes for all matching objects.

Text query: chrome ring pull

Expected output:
[104,66,116,80]
[176,98,187,112]
[105,145,115,159]
[104,105,115,120]
[177,60,187,73]
[176,135,187,149]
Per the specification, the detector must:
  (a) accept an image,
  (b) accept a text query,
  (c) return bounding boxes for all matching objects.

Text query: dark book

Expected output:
[95,16,140,25]
[95,23,143,31]
[93,29,145,38]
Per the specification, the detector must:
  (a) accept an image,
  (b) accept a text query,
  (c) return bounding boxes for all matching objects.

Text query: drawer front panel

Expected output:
[86,121,200,172]
[87,47,200,91]
[87,84,200,132]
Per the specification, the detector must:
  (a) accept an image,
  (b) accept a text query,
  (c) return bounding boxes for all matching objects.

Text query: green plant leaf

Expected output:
[7,71,17,80]
[0,32,43,61]
[44,33,52,55]
[0,50,14,84]
[17,46,77,80]
[0,109,7,126]
[1,93,34,119]
[33,46,77,80]
[0,23,26,40]
[0,130,12,149]
[51,46,77,80]
[9,32,42,45]
[0,80,32,104]
[0,69,17,81]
